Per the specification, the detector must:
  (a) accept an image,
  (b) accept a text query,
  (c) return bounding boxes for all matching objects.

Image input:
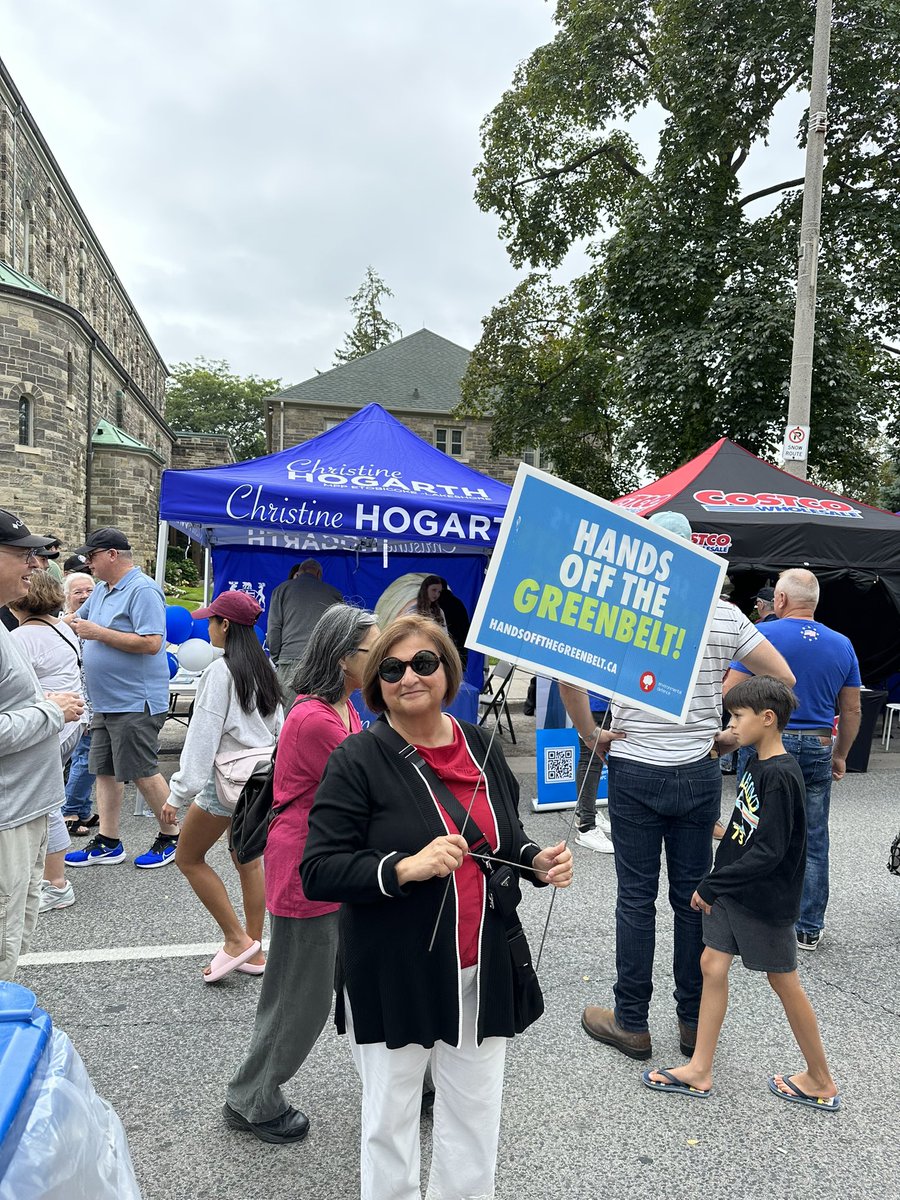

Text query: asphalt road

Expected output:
[17,721,900,1200]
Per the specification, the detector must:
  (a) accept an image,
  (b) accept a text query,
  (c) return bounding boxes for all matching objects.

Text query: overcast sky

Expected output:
[1,1,805,388]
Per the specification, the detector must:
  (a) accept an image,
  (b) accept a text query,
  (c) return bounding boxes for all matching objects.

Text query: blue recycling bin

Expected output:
[0,982,141,1199]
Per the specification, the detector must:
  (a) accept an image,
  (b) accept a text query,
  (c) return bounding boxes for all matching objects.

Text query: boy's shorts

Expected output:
[89,709,166,782]
[702,896,797,973]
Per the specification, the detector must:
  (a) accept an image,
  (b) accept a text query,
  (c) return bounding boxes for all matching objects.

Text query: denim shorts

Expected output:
[703,896,797,973]
[194,778,233,819]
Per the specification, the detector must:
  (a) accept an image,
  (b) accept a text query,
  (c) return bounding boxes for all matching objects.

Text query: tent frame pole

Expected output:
[203,546,211,604]
[154,521,169,588]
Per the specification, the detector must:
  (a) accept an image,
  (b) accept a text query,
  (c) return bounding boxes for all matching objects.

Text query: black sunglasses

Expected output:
[377,650,444,684]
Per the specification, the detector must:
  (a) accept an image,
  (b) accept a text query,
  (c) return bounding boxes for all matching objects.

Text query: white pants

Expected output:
[0,814,48,980]
[346,965,507,1200]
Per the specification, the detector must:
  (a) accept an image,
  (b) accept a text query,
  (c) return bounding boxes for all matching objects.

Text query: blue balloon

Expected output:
[167,652,179,678]
[165,605,193,644]
[191,617,210,642]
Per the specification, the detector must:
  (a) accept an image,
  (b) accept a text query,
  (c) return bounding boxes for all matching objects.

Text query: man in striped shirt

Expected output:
[561,512,794,1063]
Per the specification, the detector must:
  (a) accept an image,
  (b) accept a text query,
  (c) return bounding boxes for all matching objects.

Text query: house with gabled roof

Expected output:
[263,328,529,484]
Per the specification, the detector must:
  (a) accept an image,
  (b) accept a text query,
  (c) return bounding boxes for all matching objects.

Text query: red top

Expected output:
[265,696,361,919]
[417,720,499,969]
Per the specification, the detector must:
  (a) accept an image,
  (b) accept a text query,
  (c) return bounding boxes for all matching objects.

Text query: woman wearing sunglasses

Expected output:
[302,614,572,1200]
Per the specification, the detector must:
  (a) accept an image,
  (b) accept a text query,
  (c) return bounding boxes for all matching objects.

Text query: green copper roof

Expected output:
[92,419,163,463]
[0,259,56,298]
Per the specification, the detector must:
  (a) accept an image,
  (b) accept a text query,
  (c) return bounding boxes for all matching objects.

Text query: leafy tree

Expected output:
[165,358,281,461]
[334,267,402,364]
[459,0,899,496]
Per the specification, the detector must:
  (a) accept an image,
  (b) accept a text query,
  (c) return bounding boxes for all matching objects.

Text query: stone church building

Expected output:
[0,57,231,567]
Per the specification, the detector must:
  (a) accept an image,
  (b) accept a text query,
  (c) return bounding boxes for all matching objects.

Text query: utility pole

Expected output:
[782,0,833,480]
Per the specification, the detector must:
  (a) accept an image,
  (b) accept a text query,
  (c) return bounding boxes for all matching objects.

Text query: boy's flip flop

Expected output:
[641,1068,711,1098]
[768,1075,841,1112]
[203,940,261,984]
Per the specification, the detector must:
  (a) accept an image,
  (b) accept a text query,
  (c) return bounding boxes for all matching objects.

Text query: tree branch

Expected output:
[518,142,645,188]
[882,342,900,357]
[738,177,804,207]
[730,147,749,173]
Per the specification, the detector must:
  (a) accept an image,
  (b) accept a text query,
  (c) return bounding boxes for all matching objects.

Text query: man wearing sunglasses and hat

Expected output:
[0,508,84,979]
[67,527,180,869]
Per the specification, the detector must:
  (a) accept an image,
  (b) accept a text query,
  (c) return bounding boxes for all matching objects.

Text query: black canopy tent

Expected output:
[616,439,900,682]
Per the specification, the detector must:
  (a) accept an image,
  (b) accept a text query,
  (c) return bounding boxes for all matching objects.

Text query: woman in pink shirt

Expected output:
[224,603,379,1145]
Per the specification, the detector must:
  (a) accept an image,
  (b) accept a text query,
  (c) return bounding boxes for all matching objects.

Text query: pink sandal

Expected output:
[203,940,261,984]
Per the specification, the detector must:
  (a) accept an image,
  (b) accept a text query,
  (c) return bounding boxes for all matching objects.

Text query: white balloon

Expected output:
[178,638,215,673]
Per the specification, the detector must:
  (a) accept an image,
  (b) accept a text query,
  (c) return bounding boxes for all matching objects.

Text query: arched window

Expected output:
[17,394,34,446]
[22,206,33,276]
[67,351,75,404]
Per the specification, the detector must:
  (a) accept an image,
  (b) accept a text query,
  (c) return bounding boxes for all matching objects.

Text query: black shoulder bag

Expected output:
[372,720,544,1033]
[230,698,313,864]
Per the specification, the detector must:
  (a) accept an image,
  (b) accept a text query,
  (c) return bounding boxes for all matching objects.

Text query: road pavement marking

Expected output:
[19,940,269,967]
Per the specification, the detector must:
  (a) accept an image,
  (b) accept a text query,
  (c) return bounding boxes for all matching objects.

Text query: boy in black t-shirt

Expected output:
[641,676,841,1112]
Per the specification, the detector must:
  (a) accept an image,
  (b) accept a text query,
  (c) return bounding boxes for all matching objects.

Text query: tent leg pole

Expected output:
[203,548,211,604]
[155,521,169,588]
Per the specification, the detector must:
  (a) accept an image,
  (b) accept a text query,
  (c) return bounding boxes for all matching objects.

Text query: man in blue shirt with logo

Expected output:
[724,568,861,952]
[66,528,180,869]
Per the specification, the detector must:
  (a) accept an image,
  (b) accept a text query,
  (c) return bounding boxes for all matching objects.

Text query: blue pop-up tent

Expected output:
[156,404,512,713]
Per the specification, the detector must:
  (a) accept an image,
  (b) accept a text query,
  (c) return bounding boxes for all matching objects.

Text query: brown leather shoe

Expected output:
[678,1020,697,1057]
[581,1006,651,1060]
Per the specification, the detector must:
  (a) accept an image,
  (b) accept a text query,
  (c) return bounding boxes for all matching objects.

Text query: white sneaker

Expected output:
[39,879,75,913]
[595,812,611,835]
[575,827,615,854]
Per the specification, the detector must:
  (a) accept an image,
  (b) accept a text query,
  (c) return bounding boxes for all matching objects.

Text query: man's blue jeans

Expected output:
[607,754,721,1032]
[61,730,95,820]
[736,735,833,935]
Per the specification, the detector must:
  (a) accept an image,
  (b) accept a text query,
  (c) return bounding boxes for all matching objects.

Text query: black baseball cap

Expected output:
[754,587,775,603]
[0,509,57,550]
[75,527,132,556]
[64,554,89,572]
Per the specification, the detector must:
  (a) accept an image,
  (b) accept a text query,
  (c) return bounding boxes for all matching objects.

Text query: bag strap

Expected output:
[370,719,495,872]
[23,617,82,668]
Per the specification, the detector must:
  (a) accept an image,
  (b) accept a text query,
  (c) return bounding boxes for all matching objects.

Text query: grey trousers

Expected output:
[226,910,339,1123]
[274,660,301,707]
[575,713,605,831]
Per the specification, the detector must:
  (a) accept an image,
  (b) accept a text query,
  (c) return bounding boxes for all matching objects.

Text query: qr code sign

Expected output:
[544,746,575,784]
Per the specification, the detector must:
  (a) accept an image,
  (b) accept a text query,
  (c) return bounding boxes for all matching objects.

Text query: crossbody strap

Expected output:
[370,719,495,873]
[23,617,82,668]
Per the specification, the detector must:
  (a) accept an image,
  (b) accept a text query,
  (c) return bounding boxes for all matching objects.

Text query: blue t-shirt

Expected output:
[730,617,861,727]
[78,568,169,714]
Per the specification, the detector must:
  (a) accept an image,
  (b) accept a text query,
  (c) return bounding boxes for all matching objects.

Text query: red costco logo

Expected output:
[692,532,732,554]
[639,671,657,693]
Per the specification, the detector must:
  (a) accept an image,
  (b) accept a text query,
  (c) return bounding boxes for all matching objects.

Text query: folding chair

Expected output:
[478,661,517,742]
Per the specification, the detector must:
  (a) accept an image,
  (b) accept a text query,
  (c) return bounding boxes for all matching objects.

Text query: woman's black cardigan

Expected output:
[300,715,545,1050]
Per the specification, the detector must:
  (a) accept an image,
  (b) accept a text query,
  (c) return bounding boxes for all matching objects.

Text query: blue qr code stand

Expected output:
[533,727,608,812]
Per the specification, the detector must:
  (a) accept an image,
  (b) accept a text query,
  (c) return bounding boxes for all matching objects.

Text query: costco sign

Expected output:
[692,532,732,554]
[694,490,862,519]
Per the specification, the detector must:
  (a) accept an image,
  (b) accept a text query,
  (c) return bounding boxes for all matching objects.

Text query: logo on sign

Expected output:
[693,490,861,519]
[639,671,657,693]
[614,493,673,514]
[787,426,805,445]
[691,532,732,554]
[227,581,267,608]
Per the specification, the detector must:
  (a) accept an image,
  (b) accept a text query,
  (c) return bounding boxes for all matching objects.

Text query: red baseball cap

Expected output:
[192,591,262,626]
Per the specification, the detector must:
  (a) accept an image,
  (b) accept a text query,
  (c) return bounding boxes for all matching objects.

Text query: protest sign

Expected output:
[467,466,725,722]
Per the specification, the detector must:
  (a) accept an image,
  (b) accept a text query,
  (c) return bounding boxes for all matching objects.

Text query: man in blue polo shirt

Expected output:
[724,568,861,952]
[65,527,180,869]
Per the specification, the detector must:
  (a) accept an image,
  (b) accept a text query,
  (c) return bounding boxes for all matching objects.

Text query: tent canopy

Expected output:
[159,403,511,553]
[616,439,900,680]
